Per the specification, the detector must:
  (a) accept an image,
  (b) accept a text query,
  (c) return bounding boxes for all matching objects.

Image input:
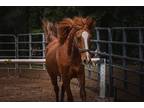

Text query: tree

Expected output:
[1,7,144,33]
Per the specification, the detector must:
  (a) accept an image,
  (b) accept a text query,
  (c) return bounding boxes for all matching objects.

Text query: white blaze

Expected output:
[82,31,90,61]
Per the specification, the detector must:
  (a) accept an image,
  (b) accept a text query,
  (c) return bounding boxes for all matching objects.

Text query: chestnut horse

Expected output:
[42,17,95,101]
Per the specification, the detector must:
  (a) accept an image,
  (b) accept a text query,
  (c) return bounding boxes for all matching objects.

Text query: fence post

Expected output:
[99,58,106,98]
[29,33,32,69]
[108,28,114,97]
[96,28,100,52]
[15,35,19,74]
[122,29,128,89]
[138,29,144,96]
[42,33,46,70]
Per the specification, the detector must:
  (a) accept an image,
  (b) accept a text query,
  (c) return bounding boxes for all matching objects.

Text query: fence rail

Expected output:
[0,59,45,63]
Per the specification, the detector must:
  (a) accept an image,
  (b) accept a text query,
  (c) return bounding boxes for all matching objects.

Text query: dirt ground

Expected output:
[0,69,100,102]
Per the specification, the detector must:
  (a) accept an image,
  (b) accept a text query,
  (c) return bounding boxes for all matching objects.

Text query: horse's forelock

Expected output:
[73,17,85,27]
[73,17,95,29]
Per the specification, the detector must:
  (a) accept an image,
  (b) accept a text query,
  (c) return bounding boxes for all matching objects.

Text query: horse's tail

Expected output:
[42,19,57,44]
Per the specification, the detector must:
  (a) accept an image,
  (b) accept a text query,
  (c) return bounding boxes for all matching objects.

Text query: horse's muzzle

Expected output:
[82,59,90,64]
[79,48,91,64]
[81,55,91,64]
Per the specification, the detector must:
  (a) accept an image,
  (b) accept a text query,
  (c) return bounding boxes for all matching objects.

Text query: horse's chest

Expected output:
[45,44,59,72]
[56,48,71,65]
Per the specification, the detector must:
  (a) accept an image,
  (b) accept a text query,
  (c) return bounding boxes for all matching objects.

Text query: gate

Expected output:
[94,27,144,101]
[0,33,46,70]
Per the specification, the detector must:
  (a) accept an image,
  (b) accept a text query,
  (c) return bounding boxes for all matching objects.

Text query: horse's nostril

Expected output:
[82,59,91,64]
[83,59,86,63]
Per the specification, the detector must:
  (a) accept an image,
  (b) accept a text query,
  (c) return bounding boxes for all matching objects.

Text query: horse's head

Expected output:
[72,17,95,64]
[58,17,95,64]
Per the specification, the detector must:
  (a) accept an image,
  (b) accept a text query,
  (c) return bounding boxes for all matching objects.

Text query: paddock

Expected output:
[0,27,144,101]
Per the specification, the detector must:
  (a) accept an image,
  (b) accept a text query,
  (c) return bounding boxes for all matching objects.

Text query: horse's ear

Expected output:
[86,17,96,29]
[58,18,73,44]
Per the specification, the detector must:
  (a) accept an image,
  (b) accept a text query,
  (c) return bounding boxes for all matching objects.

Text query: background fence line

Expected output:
[94,27,144,101]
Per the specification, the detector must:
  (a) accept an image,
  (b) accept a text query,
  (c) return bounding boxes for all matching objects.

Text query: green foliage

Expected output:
[0,7,29,33]
[1,7,144,33]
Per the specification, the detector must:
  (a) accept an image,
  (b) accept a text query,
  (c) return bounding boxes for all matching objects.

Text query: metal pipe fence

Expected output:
[94,27,144,101]
[0,33,46,70]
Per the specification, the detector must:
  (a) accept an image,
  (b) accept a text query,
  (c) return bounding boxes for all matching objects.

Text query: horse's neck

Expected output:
[65,39,81,61]
[71,44,80,59]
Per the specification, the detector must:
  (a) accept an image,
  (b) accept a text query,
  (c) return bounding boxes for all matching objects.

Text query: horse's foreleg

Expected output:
[60,80,66,102]
[60,78,71,102]
[66,80,74,102]
[51,77,59,102]
[79,74,86,101]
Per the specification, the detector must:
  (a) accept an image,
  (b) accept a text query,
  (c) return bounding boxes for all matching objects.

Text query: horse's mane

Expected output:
[57,17,95,44]
[42,19,57,43]
[42,17,95,44]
